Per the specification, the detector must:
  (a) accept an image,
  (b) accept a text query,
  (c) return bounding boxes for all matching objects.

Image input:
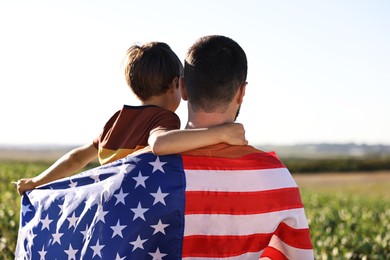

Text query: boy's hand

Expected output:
[14,178,35,196]
[218,123,248,145]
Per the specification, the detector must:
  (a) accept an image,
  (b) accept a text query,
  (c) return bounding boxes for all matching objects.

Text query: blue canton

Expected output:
[16,153,186,260]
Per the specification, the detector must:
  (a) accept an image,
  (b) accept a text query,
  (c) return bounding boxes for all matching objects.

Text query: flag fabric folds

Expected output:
[16,151,314,259]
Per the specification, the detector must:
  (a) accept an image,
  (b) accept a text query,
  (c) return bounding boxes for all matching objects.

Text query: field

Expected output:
[1,161,389,259]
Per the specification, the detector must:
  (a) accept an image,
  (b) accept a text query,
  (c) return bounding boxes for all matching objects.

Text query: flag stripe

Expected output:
[268,234,314,259]
[260,246,289,260]
[182,224,312,257]
[182,233,270,258]
[183,251,263,260]
[184,208,309,236]
[182,152,285,170]
[185,188,303,215]
[185,168,297,192]
[274,222,313,249]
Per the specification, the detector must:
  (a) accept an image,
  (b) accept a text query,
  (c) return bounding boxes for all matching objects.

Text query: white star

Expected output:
[74,188,84,200]
[149,157,167,173]
[129,235,147,251]
[102,181,115,202]
[110,220,126,238]
[38,245,47,260]
[22,203,32,216]
[80,224,89,241]
[150,187,169,206]
[40,215,53,231]
[149,247,167,260]
[69,180,78,188]
[90,239,105,258]
[130,202,149,221]
[58,204,64,215]
[67,212,79,228]
[133,171,149,188]
[151,219,170,235]
[115,253,125,260]
[117,164,129,174]
[52,231,63,245]
[114,188,128,205]
[90,174,100,183]
[64,244,78,260]
[96,207,109,223]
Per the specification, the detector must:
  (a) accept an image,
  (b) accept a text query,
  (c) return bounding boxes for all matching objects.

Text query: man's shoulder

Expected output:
[180,144,285,169]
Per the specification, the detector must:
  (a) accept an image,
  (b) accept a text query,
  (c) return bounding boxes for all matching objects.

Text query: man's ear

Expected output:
[179,77,188,101]
[237,82,247,104]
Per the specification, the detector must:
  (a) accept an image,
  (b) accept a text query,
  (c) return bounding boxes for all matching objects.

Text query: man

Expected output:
[16,35,314,259]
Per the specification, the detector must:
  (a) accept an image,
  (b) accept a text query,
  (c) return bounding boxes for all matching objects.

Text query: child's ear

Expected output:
[179,77,188,101]
[168,77,179,93]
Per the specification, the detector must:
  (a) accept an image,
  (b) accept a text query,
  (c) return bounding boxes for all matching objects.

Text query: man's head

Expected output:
[124,42,183,101]
[183,35,247,113]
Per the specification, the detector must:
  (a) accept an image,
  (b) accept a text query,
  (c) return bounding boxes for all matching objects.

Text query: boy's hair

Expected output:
[124,42,183,101]
[184,35,247,112]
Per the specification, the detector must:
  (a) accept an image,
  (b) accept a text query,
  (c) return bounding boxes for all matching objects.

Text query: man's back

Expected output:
[15,146,313,259]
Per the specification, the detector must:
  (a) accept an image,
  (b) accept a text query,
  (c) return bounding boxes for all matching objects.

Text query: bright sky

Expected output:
[1,1,389,146]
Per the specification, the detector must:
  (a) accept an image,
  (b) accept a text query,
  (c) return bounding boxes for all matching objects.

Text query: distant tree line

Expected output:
[282,155,390,173]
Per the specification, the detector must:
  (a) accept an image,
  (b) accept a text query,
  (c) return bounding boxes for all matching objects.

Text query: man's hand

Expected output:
[218,123,248,145]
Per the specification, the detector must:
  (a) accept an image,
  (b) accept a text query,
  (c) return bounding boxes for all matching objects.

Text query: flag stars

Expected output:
[130,235,147,251]
[64,244,78,260]
[96,207,109,223]
[110,220,126,238]
[90,239,105,258]
[67,212,79,228]
[149,157,167,173]
[52,231,63,245]
[90,174,100,183]
[133,171,149,188]
[149,247,167,260]
[117,164,129,174]
[68,180,78,188]
[40,215,53,231]
[21,203,32,216]
[130,202,149,221]
[151,219,170,235]
[38,245,47,260]
[150,187,169,206]
[114,188,129,205]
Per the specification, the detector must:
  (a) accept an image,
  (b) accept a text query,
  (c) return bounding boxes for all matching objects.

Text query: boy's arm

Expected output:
[15,143,98,195]
[148,123,247,155]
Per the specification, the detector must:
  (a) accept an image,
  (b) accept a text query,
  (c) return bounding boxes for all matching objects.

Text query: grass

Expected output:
[1,161,390,259]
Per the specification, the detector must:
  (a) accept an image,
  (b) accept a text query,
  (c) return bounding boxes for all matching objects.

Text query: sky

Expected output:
[1,0,389,146]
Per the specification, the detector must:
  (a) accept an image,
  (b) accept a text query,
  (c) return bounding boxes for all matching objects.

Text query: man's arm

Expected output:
[16,142,98,195]
[148,123,248,155]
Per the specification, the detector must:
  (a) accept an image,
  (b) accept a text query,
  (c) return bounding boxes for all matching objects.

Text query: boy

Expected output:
[16,41,247,195]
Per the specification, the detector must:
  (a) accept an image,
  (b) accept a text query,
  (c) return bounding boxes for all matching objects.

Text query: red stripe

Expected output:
[182,225,312,258]
[182,233,272,258]
[261,246,288,260]
[182,152,285,170]
[276,222,313,249]
[185,188,303,215]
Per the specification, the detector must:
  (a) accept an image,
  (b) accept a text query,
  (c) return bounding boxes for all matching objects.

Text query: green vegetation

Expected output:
[283,155,390,173]
[1,161,389,259]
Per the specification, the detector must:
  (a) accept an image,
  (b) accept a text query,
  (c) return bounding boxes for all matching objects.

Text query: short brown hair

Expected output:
[124,42,183,101]
[184,35,247,112]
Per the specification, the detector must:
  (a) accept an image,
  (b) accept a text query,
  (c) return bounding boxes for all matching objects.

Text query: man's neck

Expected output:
[185,110,235,129]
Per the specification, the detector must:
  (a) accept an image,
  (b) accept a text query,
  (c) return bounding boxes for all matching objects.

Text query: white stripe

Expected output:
[269,235,314,259]
[184,208,309,236]
[185,168,297,192]
[183,251,263,260]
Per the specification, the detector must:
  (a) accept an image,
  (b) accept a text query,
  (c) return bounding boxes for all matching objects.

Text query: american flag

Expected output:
[16,149,314,259]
